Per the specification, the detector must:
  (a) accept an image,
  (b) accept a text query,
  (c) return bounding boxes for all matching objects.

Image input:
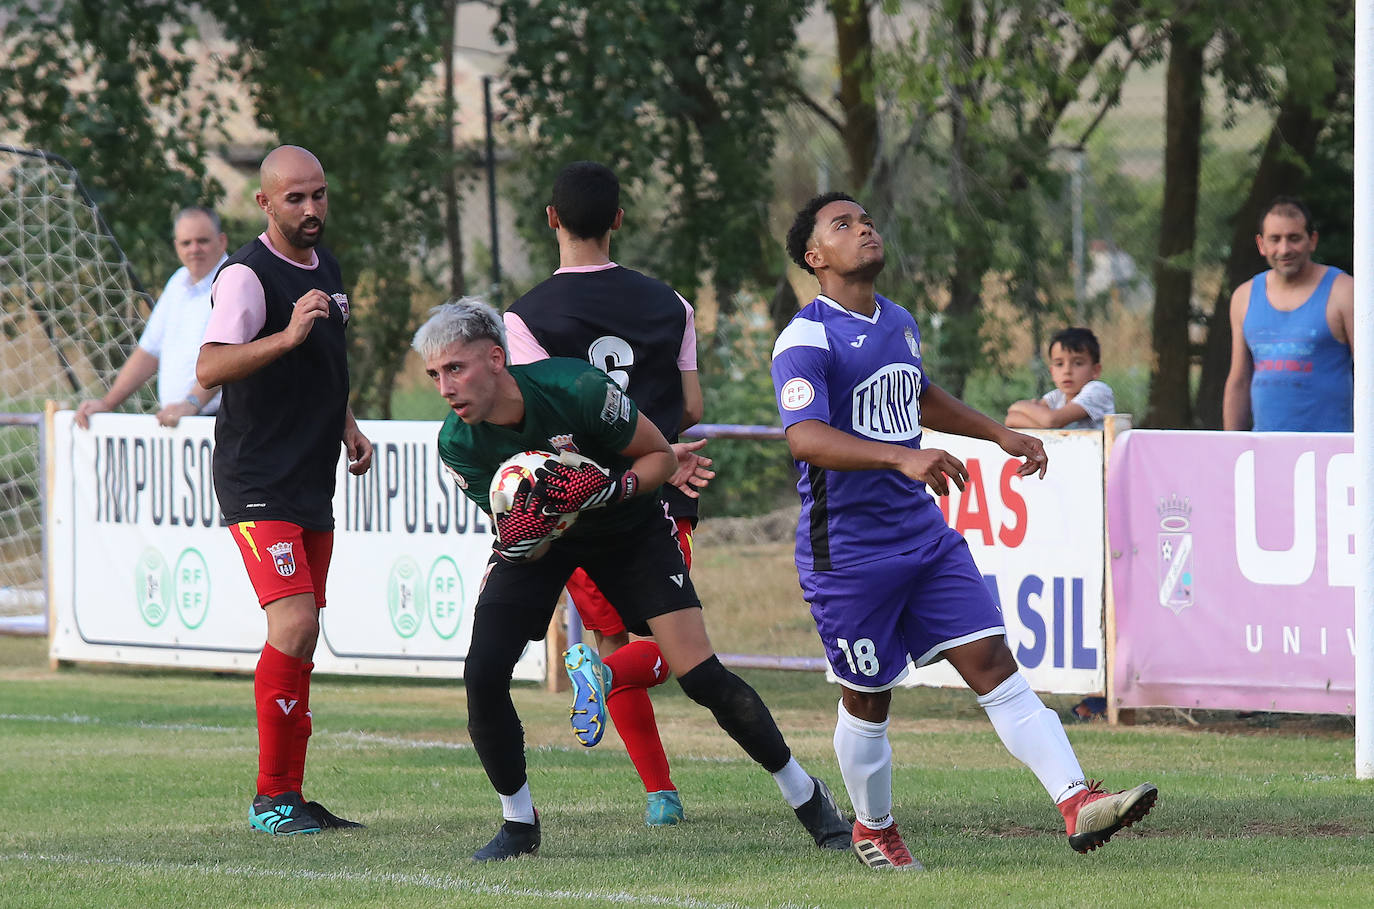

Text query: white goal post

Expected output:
[0,145,154,616]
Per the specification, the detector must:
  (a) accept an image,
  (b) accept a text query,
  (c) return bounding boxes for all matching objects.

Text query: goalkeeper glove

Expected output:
[492,486,561,561]
[533,456,638,514]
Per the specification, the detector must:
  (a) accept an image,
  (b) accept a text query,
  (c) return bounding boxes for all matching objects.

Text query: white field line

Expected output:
[0,712,476,751]
[0,852,822,909]
[0,712,756,762]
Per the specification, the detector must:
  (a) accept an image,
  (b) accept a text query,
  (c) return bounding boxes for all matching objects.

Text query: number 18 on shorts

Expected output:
[800,530,1005,691]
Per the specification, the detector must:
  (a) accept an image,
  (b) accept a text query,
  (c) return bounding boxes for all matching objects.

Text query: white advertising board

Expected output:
[895,429,1107,694]
[47,411,544,680]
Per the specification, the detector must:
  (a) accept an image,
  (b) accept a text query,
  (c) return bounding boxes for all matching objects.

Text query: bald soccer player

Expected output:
[198,145,375,836]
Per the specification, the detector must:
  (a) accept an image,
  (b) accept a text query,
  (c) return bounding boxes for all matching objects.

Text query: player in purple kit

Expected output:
[771,192,1158,870]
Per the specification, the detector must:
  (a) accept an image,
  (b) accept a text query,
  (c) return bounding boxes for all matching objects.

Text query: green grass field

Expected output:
[3,634,1374,908]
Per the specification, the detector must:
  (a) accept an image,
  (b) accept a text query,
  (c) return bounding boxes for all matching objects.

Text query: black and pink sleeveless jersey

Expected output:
[208,238,349,530]
[504,264,698,521]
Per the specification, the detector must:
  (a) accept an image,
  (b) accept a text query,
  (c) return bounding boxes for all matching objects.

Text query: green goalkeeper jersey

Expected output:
[437,357,659,538]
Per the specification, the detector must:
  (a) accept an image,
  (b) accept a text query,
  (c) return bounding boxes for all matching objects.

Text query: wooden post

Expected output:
[545,592,572,693]
[1102,413,1131,725]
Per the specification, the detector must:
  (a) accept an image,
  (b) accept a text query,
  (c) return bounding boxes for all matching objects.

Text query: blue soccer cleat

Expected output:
[564,642,612,747]
[645,789,684,827]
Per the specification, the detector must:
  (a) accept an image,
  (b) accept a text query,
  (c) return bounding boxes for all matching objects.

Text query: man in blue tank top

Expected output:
[1223,196,1354,432]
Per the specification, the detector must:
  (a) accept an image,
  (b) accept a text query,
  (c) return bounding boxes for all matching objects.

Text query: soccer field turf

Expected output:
[3,635,1374,908]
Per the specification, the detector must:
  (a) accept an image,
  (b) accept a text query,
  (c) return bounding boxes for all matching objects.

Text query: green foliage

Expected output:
[695,314,798,518]
[0,0,225,287]
[867,1,1166,395]
[213,0,453,418]
[493,0,809,302]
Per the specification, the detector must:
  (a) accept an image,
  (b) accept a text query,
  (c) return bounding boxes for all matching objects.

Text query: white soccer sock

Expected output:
[976,673,1087,804]
[499,783,536,824]
[833,700,894,829]
[772,756,816,808]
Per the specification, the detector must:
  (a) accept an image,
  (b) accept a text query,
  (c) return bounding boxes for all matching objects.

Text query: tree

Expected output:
[1191,0,1353,426]
[846,0,1165,395]
[0,0,224,287]
[492,0,810,314]
[830,0,878,189]
[214,0,455,417]
[1144,20,1205,428]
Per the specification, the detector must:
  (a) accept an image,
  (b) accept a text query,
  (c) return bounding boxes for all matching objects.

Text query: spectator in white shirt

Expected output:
[76,207,228,428]
[1005,327,1116,430]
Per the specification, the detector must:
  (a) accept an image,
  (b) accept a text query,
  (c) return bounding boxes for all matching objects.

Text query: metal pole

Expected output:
[482,76,501,294]
[1354,0,1374,779]
[1072,147,1086,320]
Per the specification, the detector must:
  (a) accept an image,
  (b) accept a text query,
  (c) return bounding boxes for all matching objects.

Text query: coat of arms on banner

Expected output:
[1157,494,1193,614]
[268,541,296,578]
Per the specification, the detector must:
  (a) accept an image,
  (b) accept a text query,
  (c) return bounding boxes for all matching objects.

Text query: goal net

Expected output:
[0,145,153,616]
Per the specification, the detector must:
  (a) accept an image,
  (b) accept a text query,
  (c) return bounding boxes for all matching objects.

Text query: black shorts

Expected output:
[478,507,700,639]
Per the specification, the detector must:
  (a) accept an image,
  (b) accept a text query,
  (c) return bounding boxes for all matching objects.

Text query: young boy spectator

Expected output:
[1006,327,1115,430]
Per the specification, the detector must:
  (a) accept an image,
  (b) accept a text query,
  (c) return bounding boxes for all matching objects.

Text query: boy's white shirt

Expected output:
[1040,379,1115,430]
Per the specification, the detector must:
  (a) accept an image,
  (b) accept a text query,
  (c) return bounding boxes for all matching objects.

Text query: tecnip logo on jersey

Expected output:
[851,363,922,441]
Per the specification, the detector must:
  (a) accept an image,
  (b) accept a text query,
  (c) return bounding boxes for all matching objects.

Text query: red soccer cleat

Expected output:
[851,819,923,870]
[1060,780,1158,853]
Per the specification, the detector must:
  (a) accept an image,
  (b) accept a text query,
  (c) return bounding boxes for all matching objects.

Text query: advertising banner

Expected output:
[48,411,545,680]
[1107,430,1355,713]
[899,429,1106,695]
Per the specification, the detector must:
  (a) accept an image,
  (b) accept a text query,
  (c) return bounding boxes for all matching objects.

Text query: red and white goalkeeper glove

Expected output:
[492,486,562,561]
[532,457,638,514]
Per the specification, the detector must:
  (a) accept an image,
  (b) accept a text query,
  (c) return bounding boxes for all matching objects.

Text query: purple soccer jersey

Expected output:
[771,294,1004,688]
[770,294,945,570]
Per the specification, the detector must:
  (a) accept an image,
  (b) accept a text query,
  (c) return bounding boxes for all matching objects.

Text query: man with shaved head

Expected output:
[198,145,374,836]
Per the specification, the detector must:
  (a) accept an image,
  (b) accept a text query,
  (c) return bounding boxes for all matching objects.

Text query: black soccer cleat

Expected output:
[472,814,541,862]
[249,791,323,836]
[306,800,366,830]
[793,777,852,850]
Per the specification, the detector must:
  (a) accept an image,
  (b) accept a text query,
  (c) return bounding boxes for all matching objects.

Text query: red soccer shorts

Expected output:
[567,516,694,636]
[230,520,333,609]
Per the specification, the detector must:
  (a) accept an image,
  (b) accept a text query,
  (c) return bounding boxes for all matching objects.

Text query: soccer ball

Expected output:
[488,449,600,559]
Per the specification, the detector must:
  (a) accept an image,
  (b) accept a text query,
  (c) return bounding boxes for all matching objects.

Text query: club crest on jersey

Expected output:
[443,462,468,489]
[267,541,297,577]
[547,434,579,454]
[851,363,922,441]
[904,326,918,357]
[332,293,350,322]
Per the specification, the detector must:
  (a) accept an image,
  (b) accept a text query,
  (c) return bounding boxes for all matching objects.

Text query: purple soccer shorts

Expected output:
[800,526,1004,691]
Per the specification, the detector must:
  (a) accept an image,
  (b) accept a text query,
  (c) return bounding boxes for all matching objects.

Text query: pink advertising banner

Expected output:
[1107,430,1355,714]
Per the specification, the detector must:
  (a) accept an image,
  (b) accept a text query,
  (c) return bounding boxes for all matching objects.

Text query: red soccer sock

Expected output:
[254,643,303,797]
[604,641,674,793]
[604,640,670,690]
[286,660,314,795]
